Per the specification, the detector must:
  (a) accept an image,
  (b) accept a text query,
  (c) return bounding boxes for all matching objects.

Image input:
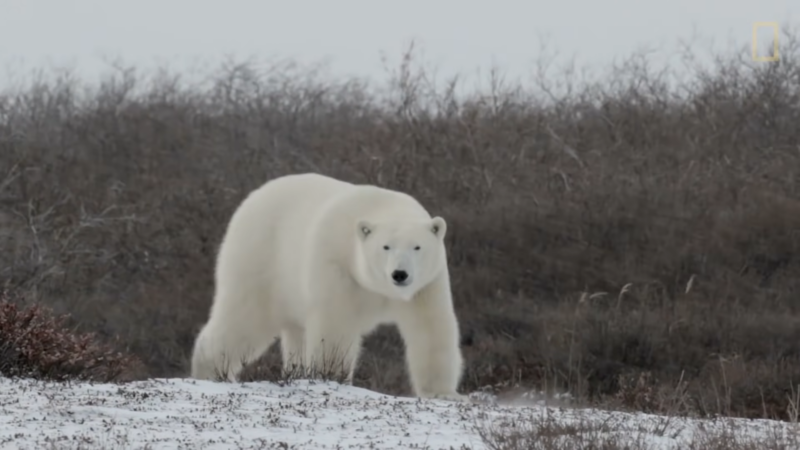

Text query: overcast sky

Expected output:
[0,0,796,88]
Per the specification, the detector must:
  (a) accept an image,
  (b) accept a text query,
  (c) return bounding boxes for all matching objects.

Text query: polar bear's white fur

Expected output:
[190,173,466,401]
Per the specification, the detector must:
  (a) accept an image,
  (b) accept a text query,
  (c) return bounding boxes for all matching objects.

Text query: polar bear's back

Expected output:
[211,174,354,316]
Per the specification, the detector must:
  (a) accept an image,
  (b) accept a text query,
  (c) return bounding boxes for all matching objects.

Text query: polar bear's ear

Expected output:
[430,216,447,239]
[357,220,374,240]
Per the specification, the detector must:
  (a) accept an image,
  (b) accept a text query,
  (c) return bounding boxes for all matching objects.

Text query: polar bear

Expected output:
[190,173,467,401]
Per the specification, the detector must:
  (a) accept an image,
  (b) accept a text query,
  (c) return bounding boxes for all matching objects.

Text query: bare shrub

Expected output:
[1,28,799,419]
[0,289,142,382]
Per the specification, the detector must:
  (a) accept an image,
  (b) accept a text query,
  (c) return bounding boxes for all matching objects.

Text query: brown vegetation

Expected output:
[1,29,799,423]
[476,409,800,450]
[0,290,142,381]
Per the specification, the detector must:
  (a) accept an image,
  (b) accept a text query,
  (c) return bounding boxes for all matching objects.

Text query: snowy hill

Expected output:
[0,377,797,449]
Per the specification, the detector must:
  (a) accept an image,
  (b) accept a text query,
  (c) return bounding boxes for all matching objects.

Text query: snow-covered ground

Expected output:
[0,377,797,449]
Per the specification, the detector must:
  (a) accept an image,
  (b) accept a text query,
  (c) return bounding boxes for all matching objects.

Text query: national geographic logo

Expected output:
[752,22,779,62]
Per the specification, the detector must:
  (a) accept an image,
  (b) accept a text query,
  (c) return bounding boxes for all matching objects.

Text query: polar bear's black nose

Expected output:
[392,270,409,284]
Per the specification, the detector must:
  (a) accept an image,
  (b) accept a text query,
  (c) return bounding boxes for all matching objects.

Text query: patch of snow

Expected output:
[0,377,796,449]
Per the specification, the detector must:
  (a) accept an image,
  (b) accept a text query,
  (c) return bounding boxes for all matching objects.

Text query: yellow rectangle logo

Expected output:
[752,22,780,62]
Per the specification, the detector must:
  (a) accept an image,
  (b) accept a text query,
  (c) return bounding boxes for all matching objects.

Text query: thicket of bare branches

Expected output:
[1,29,799,421]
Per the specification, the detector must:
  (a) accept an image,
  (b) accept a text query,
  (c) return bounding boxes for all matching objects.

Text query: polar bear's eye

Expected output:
[383,245,390,250]
[414,246,421,251]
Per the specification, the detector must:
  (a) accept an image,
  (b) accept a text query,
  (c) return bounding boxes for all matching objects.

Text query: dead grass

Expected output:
[211,342,355,387]
[1,27,800,422]
[476,410,800,449]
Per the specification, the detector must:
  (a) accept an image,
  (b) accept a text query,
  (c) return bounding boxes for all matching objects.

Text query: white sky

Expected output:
[0,0,796,89]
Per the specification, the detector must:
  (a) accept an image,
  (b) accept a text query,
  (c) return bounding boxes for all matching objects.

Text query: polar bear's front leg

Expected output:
[396,276,467,402]
[303,314,363,383]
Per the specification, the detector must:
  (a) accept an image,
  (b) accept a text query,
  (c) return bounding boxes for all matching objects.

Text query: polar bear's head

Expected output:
[355,216,447,301]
